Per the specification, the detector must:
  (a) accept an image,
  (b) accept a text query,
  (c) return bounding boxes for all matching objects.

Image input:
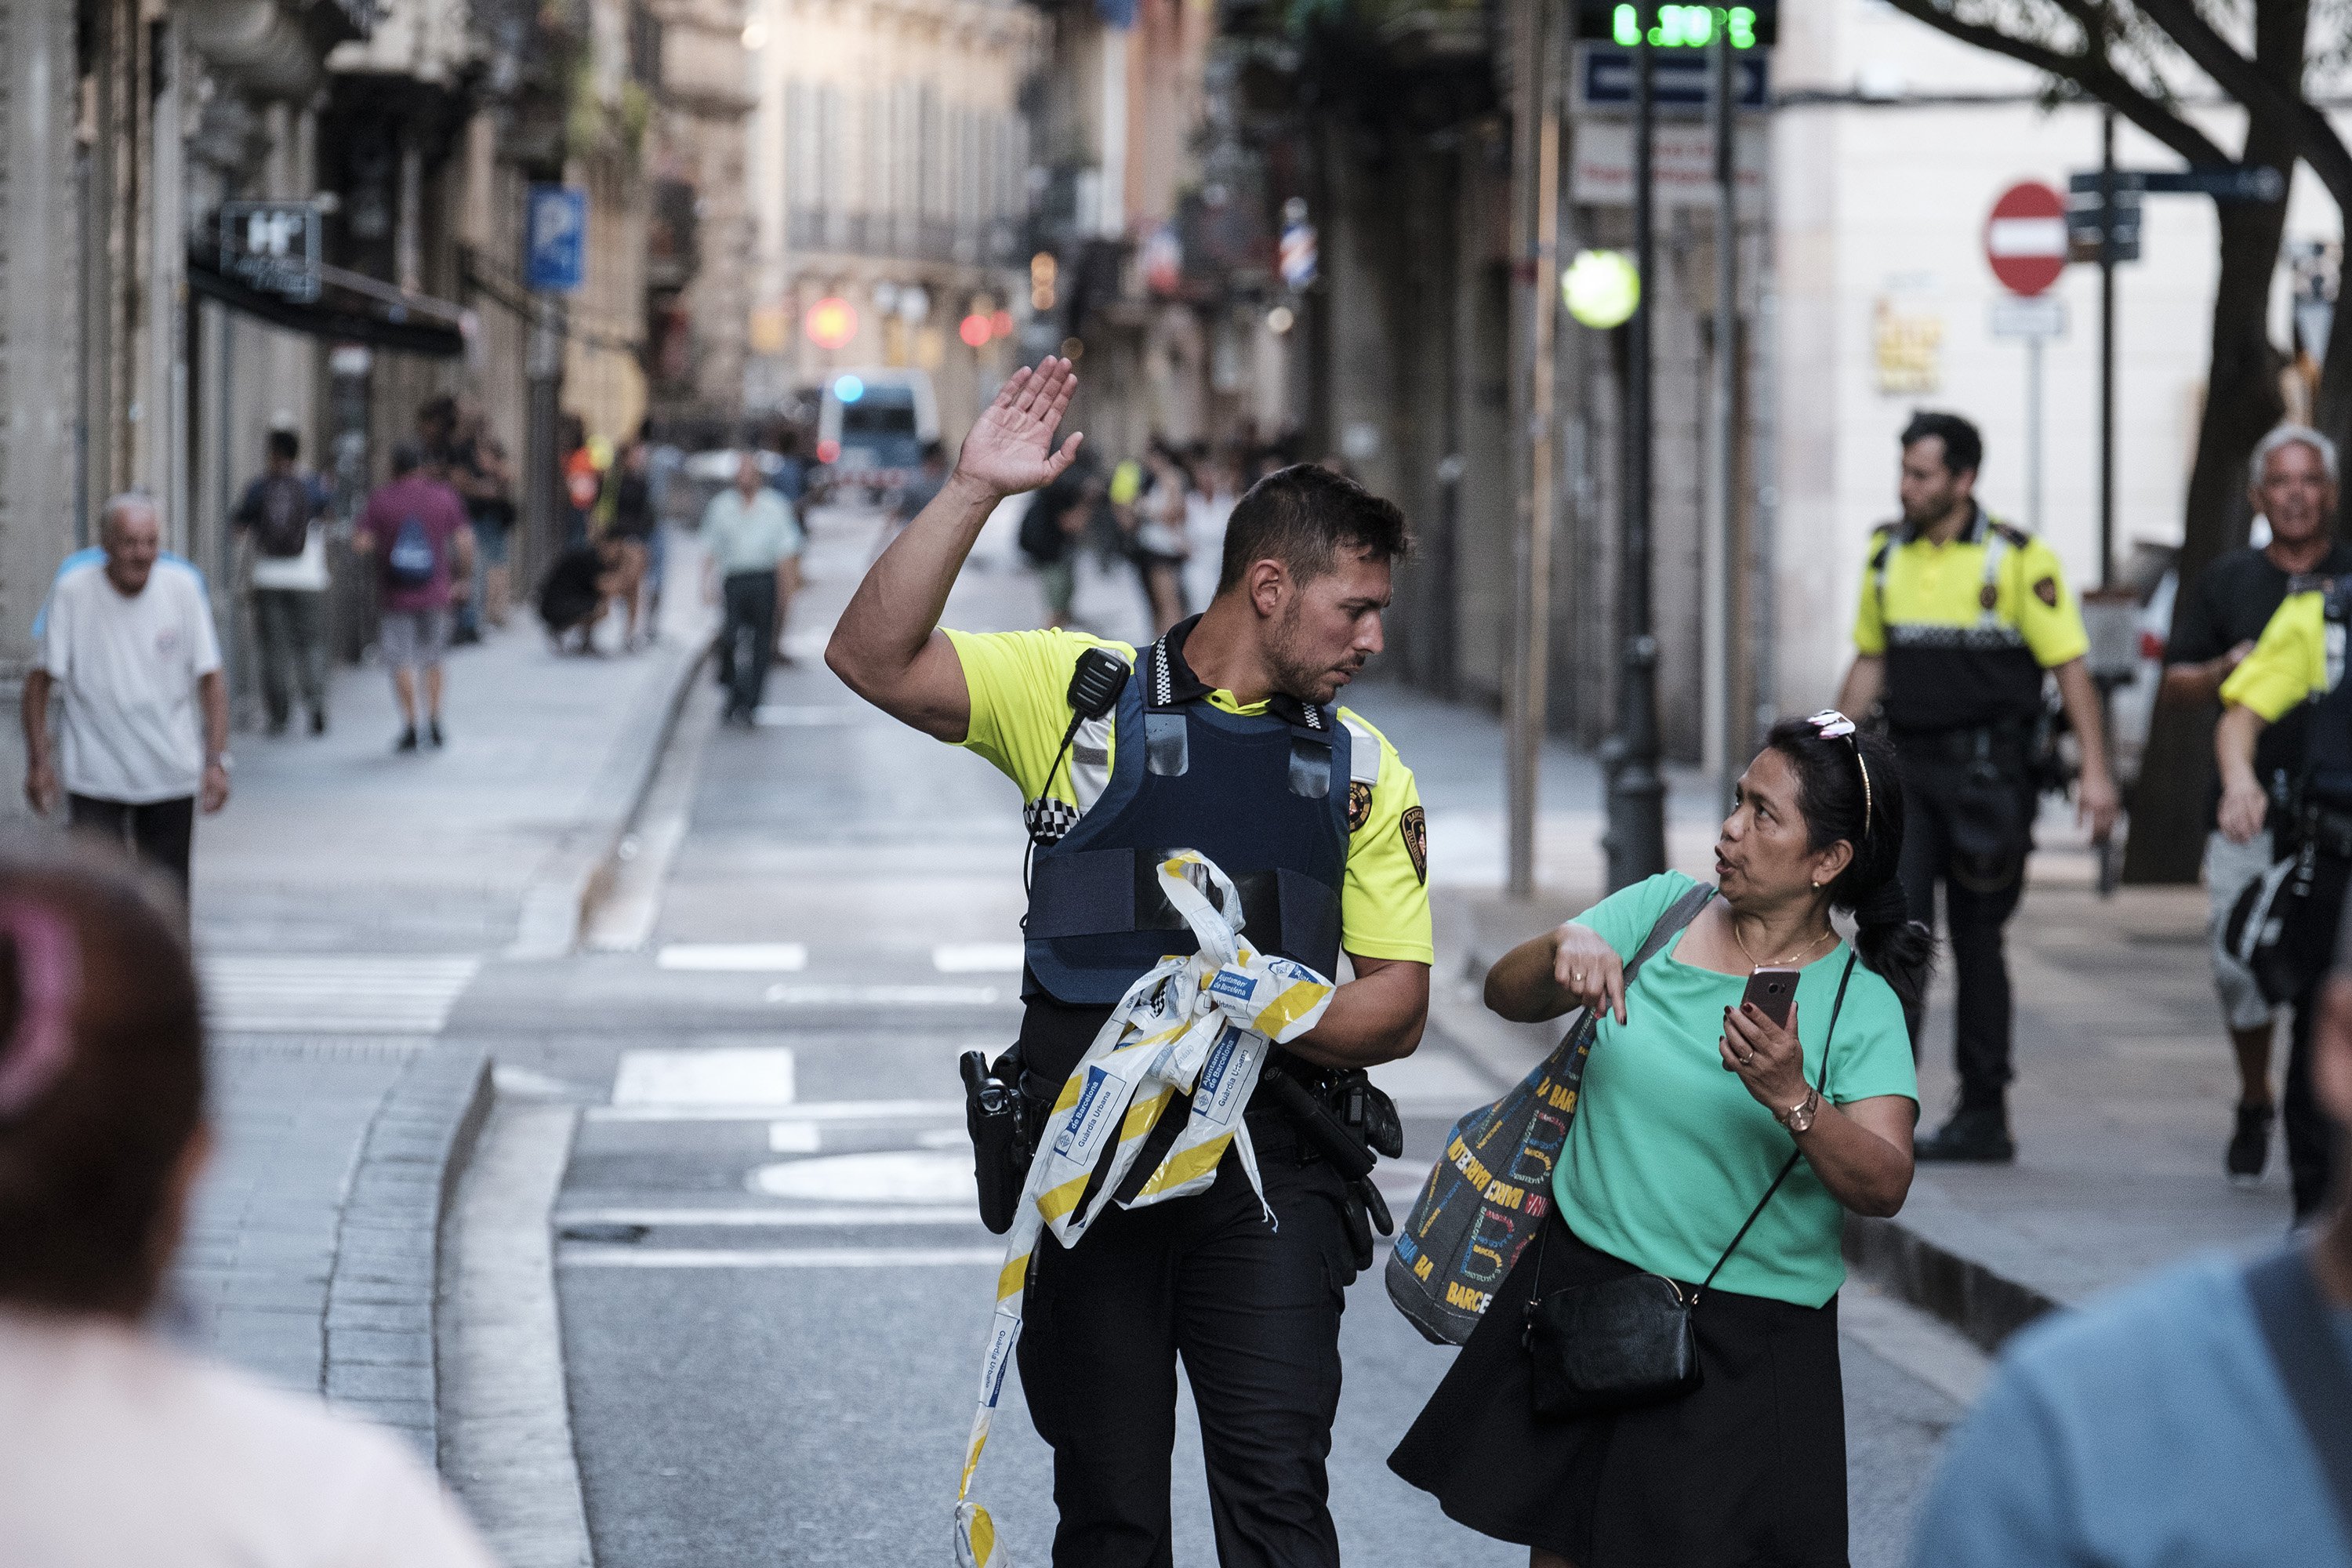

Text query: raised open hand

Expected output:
[953,357,1083,498]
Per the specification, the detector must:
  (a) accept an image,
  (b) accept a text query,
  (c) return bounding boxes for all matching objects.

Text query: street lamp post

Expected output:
[1603,16,1668,890]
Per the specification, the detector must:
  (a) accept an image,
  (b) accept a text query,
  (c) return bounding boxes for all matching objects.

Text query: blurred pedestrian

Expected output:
[608,439,655,651]
[353,442,474,754]
[767,424,809,506]
[21,495,229,895]
[1836,411,2120,1163]
[538,536,623,656]
[228,427,332,738]
[1115,447,1190,634]
[1909,916,2352,1566]
[1017,472,1098,630]
[1185,444,1237,619]
[449,405,517,632]
[702,452,802,725]
[2162,424,2350,1186]
[0,850,500,1568]
[561,413,598,549]
[1395,715,1924,1568]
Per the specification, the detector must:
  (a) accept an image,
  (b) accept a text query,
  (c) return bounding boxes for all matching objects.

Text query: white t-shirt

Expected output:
[0,1308,499,1568]
[38,557,223,804]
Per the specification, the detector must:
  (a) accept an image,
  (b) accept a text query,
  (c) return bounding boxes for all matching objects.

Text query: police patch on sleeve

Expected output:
[2034,575,2059,607]
[1400,805,1428,884]
[1348,780,1374,833]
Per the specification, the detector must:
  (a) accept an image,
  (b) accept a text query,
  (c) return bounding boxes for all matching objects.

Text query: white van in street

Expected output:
[815,368,938,504]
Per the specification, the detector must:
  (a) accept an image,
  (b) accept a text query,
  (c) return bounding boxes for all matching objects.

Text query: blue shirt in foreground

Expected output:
[1911,1250,2352,1568]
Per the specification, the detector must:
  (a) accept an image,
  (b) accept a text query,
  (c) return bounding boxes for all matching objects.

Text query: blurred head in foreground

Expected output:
[0,849,204,1319]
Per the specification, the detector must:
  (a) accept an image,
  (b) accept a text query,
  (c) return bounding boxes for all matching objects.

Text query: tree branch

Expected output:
[2130,0,2352,203]
[1878,0,2228,165]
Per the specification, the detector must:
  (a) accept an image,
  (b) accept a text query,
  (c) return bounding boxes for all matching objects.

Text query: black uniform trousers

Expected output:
[2284,979,2341,1221]
[1015,1111,1356,1568]
[1893,737,2037,1108]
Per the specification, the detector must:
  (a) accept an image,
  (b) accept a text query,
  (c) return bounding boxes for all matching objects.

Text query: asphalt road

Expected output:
[504,504,1973,1567]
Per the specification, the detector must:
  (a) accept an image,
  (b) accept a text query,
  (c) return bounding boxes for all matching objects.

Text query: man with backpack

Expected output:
[230,428,333,736]
[354,441,474,753]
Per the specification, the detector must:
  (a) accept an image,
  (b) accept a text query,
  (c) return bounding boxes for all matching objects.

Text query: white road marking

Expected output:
[655,942,810,971]
[753,706,862,728]
[583,1097,963,1124]
[203,954,481,1035]
[931,942,1025,974]
[747,1149,976,1205]
[612,1047,797,1107]
[559,1246,1000,1269]
[556,1206,983,1228]
[764,982,1007,1006]
[768,1121,822,1153]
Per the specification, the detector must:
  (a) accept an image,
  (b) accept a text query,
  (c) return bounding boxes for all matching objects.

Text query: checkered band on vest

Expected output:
[1024,796,1081,844]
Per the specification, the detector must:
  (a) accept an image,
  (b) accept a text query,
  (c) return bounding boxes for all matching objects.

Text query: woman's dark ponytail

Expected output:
[1765,716,1934,1011]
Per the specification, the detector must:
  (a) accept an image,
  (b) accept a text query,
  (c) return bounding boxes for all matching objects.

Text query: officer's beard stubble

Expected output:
[1264,597,1363,708]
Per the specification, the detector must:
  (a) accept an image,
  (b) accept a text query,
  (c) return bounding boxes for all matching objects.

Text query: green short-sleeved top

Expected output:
[1552,872,1919,1308]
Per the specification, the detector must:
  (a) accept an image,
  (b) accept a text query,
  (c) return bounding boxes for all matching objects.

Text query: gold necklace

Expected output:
[1732,916,1835,970]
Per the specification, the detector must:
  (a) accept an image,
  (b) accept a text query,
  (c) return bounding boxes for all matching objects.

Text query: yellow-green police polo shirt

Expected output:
[944,626,1436,965]
[1851,506,2090,734]
[2220,586,2336,723]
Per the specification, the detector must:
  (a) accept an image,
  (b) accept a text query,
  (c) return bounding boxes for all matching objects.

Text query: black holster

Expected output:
[961,1047,1040,1235]
[1261,1062,1399,1271]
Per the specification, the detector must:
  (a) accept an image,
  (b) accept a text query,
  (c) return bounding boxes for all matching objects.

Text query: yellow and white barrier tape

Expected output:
[952,849,1336,1566]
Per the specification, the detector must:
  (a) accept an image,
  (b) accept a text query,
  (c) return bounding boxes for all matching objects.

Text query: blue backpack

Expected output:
[386,514,438,589]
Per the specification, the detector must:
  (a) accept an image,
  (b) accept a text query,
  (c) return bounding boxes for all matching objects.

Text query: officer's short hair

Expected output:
[2251,423,2338,488]
[1900,412,1983,481]
[1218,465,1410,595]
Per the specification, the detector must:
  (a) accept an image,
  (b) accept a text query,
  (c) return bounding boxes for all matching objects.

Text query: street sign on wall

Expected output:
[1574,44,1769,114]
[1985,181,2069,296]
[524,184,587,294]
[220,201,322,303]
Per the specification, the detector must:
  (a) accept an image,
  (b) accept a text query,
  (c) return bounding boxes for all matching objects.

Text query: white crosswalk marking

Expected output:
[203,954,482,1035]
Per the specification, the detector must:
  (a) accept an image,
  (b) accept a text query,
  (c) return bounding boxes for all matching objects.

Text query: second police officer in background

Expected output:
[826,357,1434,1567]
[2215,430,2352,1226]
[1837,412,2121,1163]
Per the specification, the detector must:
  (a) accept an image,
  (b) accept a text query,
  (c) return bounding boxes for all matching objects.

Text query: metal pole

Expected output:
[2099,107,2115,586]
[1701,17,1735,811]
[2027,334,2043,532]
[1603,9,1668,890]
[1509,3,1561,901]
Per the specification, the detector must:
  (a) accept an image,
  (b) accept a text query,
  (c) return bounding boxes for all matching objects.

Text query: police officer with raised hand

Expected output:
[827,357,1434,1567]
[1836,412,2120,1164]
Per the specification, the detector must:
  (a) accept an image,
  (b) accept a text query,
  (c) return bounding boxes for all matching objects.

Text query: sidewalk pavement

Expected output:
[1355,680,2293,1355]
[164,547,713,1459]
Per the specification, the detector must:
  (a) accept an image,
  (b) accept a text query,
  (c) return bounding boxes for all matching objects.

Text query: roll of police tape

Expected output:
[953,850,1336,1566]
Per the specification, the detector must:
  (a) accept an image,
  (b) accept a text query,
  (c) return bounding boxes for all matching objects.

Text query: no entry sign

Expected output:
[1986,181,2069,296]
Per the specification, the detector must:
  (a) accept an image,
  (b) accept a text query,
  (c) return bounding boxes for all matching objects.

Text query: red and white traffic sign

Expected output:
[1985,181,2069,296]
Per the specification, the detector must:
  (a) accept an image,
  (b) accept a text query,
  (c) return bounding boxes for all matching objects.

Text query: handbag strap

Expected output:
[1693,950,1857,1303]
[2245,1245,2352,1546]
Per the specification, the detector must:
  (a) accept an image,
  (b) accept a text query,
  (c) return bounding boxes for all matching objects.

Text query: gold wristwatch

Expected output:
[1777,1087,1820,1134]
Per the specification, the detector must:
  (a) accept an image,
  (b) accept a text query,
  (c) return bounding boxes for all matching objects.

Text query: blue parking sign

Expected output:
[525,184,586,293]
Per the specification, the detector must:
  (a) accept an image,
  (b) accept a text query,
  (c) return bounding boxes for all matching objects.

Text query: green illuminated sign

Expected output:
[1613,4,1757,47]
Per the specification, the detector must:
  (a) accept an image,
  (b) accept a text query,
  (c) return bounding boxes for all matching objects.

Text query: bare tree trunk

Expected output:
[2122,0,2307,884]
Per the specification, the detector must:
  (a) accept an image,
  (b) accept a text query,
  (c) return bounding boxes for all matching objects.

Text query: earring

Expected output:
[1811,880,1820,889]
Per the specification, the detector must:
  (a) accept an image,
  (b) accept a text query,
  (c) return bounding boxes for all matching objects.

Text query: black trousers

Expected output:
[2284,984,2340,1221]
[1016,1118,1356,1568]
[68,793,195,892]
[1894,744,2035,1109]
[717,570,776,717]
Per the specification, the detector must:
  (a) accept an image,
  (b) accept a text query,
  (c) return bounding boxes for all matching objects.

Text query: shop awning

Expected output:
[187,256,470,359]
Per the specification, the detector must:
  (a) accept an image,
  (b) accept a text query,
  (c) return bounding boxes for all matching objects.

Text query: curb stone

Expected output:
[319,1044,492,1461]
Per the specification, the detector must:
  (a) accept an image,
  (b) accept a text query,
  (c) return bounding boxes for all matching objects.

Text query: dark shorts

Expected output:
[1390,1215,1849,1568]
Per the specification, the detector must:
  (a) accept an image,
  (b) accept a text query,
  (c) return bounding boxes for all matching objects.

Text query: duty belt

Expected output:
[2297,802,2352,862]
[1889,722,2032,764]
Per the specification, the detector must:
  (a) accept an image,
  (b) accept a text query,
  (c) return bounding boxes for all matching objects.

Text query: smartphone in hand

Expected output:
[1739,966,1800,1029]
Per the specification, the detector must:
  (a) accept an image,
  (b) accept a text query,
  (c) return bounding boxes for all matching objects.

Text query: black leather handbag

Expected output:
[1524,953,1857,1419]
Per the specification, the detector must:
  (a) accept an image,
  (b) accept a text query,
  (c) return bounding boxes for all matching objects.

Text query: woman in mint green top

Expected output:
[1392,713,1926,1568]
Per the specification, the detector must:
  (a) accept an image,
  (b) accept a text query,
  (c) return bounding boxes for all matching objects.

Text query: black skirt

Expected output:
[1388,1215,1849,1568]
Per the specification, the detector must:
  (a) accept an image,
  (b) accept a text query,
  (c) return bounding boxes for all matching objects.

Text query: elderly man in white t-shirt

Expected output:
[20,493,231,892]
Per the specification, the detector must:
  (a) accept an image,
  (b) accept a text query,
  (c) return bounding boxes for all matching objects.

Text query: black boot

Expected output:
[1915,1103,2016,1163]
[2227,1100,2275,1186]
